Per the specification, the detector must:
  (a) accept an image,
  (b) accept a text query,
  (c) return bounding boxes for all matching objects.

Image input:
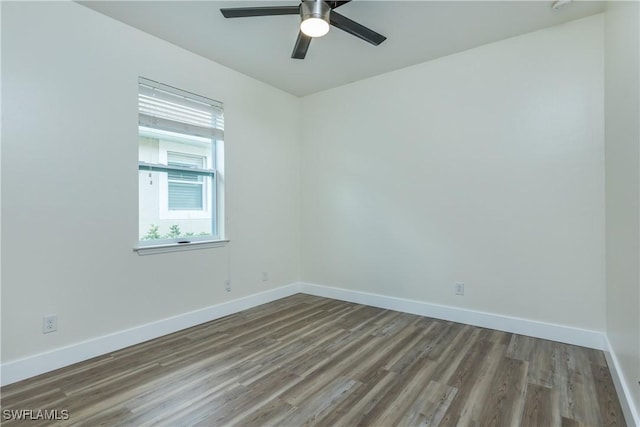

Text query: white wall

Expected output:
[1,2,301,362]
[604,0,640,420]
[301,15,605,331]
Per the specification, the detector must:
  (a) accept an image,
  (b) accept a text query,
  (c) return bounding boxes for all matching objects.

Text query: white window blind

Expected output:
[138,77,224,140]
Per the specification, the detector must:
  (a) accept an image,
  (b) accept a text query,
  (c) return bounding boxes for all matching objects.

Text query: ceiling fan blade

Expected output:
[327,1,351,9]
[220,6,300,18]
[291,31,312,59]
[329,11,386,46]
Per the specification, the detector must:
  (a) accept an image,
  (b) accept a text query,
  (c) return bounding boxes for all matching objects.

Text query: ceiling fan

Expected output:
[220,1,386,59]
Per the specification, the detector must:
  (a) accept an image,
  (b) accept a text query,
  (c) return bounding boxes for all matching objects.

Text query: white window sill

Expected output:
[134,239,229,256]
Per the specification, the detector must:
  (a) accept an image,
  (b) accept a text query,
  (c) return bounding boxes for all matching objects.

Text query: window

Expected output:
[167,152,206,211]
[137,77,224,248]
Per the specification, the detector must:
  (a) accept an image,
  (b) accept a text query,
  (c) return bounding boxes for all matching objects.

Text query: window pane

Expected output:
[138,170,213,241]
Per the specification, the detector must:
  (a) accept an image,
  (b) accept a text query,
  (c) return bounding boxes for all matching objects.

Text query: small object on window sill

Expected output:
[178,240,191,244]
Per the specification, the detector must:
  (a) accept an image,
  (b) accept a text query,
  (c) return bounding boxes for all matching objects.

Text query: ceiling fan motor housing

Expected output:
[301,1,331,23]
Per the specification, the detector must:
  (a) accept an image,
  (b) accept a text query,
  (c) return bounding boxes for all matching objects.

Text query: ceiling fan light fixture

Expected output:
[301,17,330,37]
[300,1,330,37]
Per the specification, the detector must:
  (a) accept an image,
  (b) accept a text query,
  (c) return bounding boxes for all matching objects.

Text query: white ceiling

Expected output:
[79,1,605,97]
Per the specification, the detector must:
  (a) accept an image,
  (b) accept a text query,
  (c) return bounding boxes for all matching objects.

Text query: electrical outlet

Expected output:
[225,279,231,292]
[455,282,465,296]
[43,315,57,333]
[261,272,269,282]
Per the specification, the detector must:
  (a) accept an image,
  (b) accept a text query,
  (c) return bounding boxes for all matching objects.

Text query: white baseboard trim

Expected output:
[0,283,301,386]
[603,337,640,427]
[299,282,607,350]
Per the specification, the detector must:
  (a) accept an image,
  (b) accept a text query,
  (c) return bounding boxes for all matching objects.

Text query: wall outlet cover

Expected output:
[43,315,58,333]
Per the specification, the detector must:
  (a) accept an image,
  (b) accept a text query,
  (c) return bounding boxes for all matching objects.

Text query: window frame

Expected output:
[158,147,213,220]
[135,77,226,254]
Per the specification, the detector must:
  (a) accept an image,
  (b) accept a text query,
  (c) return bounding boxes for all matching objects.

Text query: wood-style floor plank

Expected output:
[522,383,554,426]
[0,294,627,426]
[477,357,528,426]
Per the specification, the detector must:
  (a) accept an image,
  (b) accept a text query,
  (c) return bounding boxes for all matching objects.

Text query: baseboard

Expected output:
[603,337,640,427]
[0,283,301,386]
[299,282,606,350]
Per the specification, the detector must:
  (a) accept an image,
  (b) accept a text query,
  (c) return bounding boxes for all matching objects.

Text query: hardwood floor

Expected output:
[1,294,626,426]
